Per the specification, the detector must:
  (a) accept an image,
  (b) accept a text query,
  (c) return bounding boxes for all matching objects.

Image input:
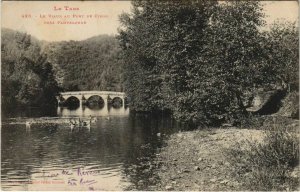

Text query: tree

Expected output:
[191,1,267,124]
[119,1,270,125]
[119,0,217,113]
[262,21,299,92]
[1,28,60,113]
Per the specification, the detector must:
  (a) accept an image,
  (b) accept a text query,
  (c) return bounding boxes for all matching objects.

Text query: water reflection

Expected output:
[1,110,182,190]
[57,104,130,117]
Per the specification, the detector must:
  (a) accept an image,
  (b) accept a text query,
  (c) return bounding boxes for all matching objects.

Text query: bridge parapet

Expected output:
[60,91,125,97]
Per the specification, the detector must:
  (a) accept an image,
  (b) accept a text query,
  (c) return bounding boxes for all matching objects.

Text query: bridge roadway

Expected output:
[57,91,126,106]
[60,91,125,97]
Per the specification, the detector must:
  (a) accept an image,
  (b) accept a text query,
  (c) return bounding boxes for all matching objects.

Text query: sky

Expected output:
[1,1,298,42]
[262,1,298,27]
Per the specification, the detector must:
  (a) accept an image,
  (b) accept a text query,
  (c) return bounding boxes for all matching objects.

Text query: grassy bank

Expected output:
[152,117,299,191]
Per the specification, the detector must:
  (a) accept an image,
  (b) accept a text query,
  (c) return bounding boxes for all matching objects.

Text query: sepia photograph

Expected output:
[1,0,299,191]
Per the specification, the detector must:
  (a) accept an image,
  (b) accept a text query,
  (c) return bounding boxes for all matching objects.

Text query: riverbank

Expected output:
[152,120,299,191]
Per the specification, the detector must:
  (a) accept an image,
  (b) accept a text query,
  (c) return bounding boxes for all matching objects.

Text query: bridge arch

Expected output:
[86,95,105,109]
[111,97,123,108]
[64,96,80,109]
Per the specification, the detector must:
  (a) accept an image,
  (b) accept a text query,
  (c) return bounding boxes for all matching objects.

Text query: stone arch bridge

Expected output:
[56,91,127,107]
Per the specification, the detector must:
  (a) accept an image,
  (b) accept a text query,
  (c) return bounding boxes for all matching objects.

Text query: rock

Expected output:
[148,177,155,183]
[236,163,246,168]
[291,109,299,119]
[244,172,251,178]
[220,179,229,184]
[291,123,298,127]
[197,158,203,162]
[194,166,200,171]
[157,133,161,137]
[165,185,173,190]
[209,178,217,183]
[171,181,177,185]
[162,166,168,171]
[291,171,298,178]
[138,180,144,186]
[193,183,200,188]
[222,123,233,127]
[228,181,239,187]
[290,165,299,178]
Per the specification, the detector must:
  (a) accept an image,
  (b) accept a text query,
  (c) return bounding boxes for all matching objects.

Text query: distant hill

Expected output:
[42,34,124,92]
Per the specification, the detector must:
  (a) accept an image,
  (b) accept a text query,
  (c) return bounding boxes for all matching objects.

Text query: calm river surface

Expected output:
[1,106,183,191]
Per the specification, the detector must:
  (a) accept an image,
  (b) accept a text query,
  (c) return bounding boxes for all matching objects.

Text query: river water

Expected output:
[1,106,183,191]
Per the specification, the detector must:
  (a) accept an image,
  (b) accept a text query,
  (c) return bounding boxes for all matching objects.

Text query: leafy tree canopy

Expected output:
[42,35,124,92]
[2,28,60,112]
[119,1,298,125]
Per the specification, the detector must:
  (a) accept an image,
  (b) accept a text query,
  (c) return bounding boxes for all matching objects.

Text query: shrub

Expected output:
[236,113,265,128]
[227,119,299,190]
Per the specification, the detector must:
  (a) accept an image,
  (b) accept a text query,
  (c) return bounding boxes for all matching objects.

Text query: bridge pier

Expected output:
[103,95,108,108]
[122,97,125,109]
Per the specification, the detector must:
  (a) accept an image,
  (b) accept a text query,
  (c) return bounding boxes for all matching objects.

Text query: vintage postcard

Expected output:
[1,1,299,191]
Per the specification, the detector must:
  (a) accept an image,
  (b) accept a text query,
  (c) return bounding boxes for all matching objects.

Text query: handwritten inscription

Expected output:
[42,172,59,177]
[67,178,97,186]
[39,167,100,189]
[77,167,101,176]
[62,169,73,175]
[68,178,77,186]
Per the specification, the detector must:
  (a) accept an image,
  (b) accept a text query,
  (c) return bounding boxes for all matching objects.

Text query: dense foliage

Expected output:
[262,21,299,92]
[119,0,217,115]
[1,28,59,112]
[119,1,298,125]
[227,117,299,190]
[42,35,124,92]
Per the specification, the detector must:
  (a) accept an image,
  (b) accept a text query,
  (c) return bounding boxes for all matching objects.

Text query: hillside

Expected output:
[1,28,59,112]
[42,35,124,92]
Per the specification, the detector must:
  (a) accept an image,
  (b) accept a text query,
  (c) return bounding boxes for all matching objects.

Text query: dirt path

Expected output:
[152,128,264,191]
